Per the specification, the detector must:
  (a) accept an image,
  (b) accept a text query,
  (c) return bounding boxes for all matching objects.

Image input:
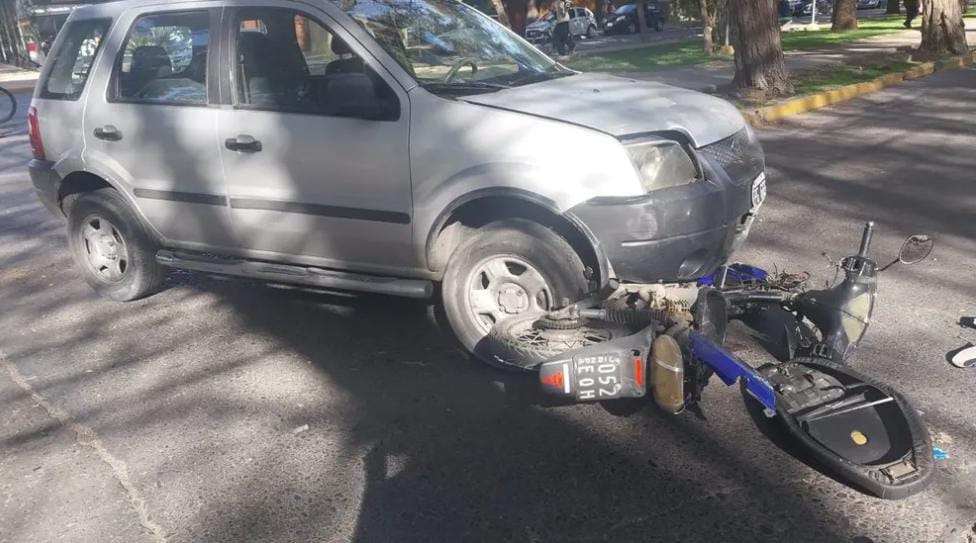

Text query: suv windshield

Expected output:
[332,0,571,92]
[613,4,636,14]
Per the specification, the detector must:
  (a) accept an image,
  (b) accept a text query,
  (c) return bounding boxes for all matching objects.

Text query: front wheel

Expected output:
[441,220,589,365]
[586,24,597,39]
[67,189,165,301]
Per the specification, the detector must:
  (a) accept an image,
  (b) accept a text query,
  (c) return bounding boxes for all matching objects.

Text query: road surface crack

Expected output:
[1,352,167,542]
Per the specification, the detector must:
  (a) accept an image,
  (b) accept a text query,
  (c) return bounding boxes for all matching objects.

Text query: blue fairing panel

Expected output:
[690,331,777,411]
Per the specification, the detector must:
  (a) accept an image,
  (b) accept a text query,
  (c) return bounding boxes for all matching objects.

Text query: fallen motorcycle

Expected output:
[477,222,936,500]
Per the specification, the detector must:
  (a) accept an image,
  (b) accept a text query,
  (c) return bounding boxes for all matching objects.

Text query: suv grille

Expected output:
[699,128,765,186]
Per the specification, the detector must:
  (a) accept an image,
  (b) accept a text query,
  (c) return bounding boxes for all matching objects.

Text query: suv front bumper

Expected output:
[566,165,761,284]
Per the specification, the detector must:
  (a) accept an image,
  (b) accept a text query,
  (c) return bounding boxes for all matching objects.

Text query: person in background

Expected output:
[903,0,920,28]
[553,0,575,56]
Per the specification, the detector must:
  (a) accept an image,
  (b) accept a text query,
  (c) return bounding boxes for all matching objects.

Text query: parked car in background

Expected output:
[16,3,81,66]
[604,2,665,34]
[856,0,888,9]
[794,0,833,16]
[525,14,555,44]
[525,7,598,44]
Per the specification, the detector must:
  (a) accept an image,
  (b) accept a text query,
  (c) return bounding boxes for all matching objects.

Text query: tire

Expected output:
[0,87,15,125]
[654,20,664,32]
[627,20,637,34]
[441,219,589,364]
[586,24,597,39]
[482,312,631,371]
[67,188,165,302]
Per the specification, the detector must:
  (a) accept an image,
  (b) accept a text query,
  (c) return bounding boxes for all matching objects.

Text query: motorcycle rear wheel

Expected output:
[477,312,631,372]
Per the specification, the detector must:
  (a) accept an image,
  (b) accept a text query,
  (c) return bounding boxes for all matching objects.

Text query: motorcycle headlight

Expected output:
[626,138,700,192]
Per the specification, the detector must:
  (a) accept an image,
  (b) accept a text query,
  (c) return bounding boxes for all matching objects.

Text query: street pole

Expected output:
[811,0,817,25]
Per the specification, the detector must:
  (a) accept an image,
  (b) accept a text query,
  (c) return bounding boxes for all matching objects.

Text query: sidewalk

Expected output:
[623,28,976,92]
[0,63,39,94]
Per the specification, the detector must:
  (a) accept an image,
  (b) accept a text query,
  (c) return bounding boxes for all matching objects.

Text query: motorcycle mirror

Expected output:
[898,235,935,265]
[879,235,935,272]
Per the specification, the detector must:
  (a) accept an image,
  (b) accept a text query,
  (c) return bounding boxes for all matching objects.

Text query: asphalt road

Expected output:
[2,67,975,543]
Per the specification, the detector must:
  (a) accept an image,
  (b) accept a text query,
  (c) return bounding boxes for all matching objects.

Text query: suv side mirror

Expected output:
[324,73,400,122]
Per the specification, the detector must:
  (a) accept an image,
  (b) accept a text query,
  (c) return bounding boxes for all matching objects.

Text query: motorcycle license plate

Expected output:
[752,173,768,209]
[540,349,647,402]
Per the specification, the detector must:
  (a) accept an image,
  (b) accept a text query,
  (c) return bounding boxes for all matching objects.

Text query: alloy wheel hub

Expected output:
[497,284,529,314]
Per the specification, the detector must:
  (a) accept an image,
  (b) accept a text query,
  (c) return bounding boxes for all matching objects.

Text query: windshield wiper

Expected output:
[420,81,508,95]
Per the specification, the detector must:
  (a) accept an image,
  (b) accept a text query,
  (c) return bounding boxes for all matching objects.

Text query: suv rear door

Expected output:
[33,16,110,169]
[82,5,233,249]
[215,2,413,274]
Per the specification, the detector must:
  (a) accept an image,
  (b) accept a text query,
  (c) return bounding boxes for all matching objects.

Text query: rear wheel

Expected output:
[0,87,15,125]
[484,313,630,371]
[441,220,589,364]
[586,24,597,38]
[67,189,165,301]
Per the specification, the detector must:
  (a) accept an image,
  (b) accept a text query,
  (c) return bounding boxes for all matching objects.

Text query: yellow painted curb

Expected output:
[745,50,976,125]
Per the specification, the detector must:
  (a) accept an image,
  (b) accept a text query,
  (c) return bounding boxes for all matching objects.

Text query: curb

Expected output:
[744,50,976,124]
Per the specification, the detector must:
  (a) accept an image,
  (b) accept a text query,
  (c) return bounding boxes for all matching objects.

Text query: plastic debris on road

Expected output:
[933,447,950,461]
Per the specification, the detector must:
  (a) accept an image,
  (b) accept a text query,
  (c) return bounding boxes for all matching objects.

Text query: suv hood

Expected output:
[526,20,552,31]
[460,73,745,148]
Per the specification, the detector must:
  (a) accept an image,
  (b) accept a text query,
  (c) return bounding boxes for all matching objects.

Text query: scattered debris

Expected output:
[949,344,976,369]
[933,447,950,461]
[292,424,310,435]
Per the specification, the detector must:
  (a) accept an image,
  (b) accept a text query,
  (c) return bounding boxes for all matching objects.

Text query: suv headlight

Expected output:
[626,138,700,192]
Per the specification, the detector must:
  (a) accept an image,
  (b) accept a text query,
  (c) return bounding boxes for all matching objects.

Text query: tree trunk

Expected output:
[502,0,529,35]
[490,0,512,28]
[886,0,902,13]
[961,0,969,13]
[636,0,650,41]
[920,0,969,54]
[832,0,859,30]
[699,0,716,54]
[731,0,793,96]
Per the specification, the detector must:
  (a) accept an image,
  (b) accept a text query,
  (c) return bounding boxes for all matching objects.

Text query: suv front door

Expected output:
[217,3,414,275]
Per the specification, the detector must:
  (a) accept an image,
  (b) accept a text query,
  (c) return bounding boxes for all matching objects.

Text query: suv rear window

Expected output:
[40,19,110,101]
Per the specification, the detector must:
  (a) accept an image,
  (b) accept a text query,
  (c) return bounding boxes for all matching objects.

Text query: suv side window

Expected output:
[233,8,395,116]
[112,11,210,106]
[40,19,110,101]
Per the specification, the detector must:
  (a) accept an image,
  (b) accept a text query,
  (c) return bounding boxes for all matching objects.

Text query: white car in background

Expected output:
[525,7,599,44]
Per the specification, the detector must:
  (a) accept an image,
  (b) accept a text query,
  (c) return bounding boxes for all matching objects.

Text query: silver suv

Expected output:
[28,0,766,357]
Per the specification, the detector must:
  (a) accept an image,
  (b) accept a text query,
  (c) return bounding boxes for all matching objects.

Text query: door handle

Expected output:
[93,125,122,141]
[224,135,262,153]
